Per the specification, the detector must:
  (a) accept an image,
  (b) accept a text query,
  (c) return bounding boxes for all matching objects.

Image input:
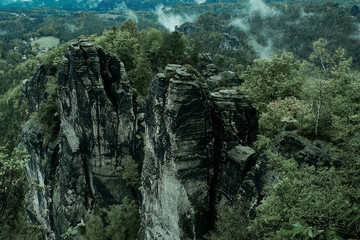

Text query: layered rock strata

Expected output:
[140,65,212,240]
[140,67,258,239]
[22,36,138,238]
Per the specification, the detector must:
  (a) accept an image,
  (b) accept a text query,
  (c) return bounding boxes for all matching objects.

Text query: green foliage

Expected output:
[84,197,140,240]
[240,53,302,111]
[33,79,60,146]
[95,28,139,72]
[252,152,360,240]
[0,147,28,229]
[209,150,360,240]
[259,97,311,138]
[159,30,187,65]
[121,158,141,191]
[0,147,43,240]
[61,226,79,240]
[141,28,163,52]
[0,84,26,150]
[120,19,139,39]
[206,200,252,240]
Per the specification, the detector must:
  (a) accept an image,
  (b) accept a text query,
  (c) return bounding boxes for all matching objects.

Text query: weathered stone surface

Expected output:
[21,64,54,114]
[140,65,212,240]
[22,120,57,240]
[23,38,260,240]
[210,90,258,147]
[208,89,258,217]
[222,145,257,198]
[140,68,259,239]
[206,71,242,91]
[273,131,331,166]
[53,36,135,236]
[22,36,139,238]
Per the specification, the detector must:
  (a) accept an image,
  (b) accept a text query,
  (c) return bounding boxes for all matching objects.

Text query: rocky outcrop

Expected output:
[53,36,136,235]
[140,68,258,239]
[22,36,139,238]
[23,38,259,240]
[219,33,240,51]
[22,120,58,240]
[175,23,201,36]
[272,131,331,166]
[140,65,212,240]
[206,71,243,91]
[210,90,258,203]
[21,63,60,239]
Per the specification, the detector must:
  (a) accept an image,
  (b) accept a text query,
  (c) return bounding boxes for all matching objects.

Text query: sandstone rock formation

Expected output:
[206,71,243,91]
[23,38,259,240]
[140,68,258,239]
[22,36,139,238]
[140,64,213,240]
[272,131,331,166]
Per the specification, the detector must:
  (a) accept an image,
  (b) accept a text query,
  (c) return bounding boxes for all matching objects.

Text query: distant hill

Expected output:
[2,0,360,11]
[0,0,198,11]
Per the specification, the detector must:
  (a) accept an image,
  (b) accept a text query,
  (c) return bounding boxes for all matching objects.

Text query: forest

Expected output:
[0,0,360,239]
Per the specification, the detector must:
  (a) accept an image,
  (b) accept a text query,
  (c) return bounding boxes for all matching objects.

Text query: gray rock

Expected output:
[23,38,260,240]
[206,71,242,91]
[140,64,212,240]
[140,67,258,240]
[219,33,240,51]
[23,36,139,238]
[222,145,257,198]
[21,64,52,114]
[273,131,331,166]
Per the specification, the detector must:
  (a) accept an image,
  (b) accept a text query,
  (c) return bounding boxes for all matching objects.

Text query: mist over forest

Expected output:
[1,0,360,239]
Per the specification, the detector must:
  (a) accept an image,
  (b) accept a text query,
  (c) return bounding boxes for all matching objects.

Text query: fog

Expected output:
[249,0,279,18]
[155,5,197,31]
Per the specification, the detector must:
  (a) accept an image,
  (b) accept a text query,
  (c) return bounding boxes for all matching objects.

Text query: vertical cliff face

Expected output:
[54,36,136,235]
[140,65,212,240]
[140,66,258,240]
[210,90,258,201]
[22,36,138,238]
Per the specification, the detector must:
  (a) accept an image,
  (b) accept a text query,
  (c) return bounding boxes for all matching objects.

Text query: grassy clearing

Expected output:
[31,36,60,48]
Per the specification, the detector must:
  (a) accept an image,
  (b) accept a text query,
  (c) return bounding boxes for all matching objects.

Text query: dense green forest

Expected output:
[1,1,360,239]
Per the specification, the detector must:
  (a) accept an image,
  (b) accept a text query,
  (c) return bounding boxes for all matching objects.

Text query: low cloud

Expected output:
[230,17,250,32]
[126,10,139,22]
[155,5,197,31]
[249,0,280,18]
[230,0,281,59]
[249,39,275,59]
[299,8,314,18]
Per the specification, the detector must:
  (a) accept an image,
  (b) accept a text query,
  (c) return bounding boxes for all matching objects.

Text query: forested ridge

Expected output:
[0,1,360,239]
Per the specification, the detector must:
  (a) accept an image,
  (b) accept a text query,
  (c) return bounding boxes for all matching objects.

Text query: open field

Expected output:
[31,36,60,48]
